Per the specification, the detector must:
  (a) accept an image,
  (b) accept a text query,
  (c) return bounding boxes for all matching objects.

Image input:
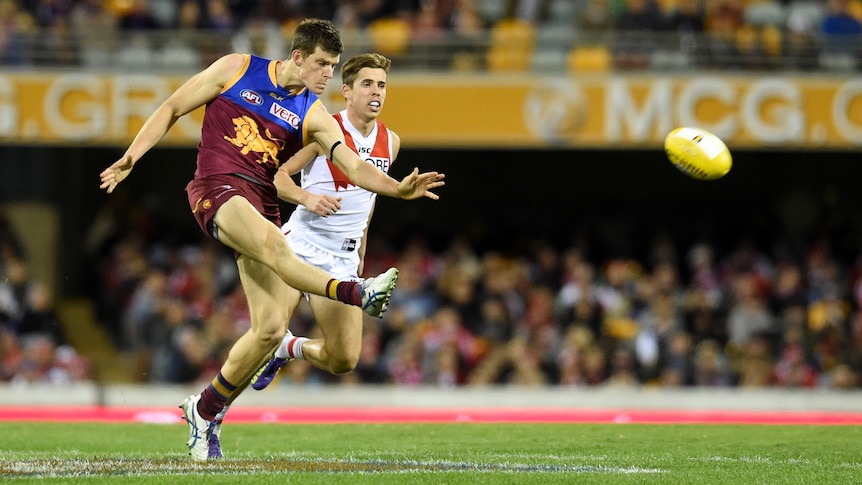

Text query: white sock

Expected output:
[274,334,308,360]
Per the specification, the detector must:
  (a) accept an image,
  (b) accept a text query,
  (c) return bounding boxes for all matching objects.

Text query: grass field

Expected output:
[1,422,860,484]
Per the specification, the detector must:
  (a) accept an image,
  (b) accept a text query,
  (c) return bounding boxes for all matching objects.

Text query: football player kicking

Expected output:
[208,52,421,458]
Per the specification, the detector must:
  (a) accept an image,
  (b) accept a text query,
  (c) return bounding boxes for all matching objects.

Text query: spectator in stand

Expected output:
[27,0,73,28]
[505,0,552,24]
[555,325,593,386]
[821,363,859,389]
[386,328,424,385]
[385,260,437,327]
[205,0,235,33]
[504,335,550,386]
[784,0,822,70]
[448,0,487,71]
[579,0,615,32]
[118,0,160,30]
[692,339,732,386]
[0,257,66,346]
[16,281,66,347]
[726,272,776,354]
[770,262,806,315]
[773,342,818,387]
[97,237,149,345]
[581,343,608,385]
[11,334,89,384]
[147,297,210,383]
[635,293,683,382]
[557,258,599,331]
[667,0,704,33]
[0,258,35,328]
[658,330,694,386]
[616,0,665,30]
[70,0,117,32]
[614,0,665,69]
[686,243,721,305]
[704,0,744,68]
[173,0,208,30]
[419,305,482,381]
[437,264,483,327]
[69,0,118,67]
[474,295,515,348]
[822,0,862,50]
[0,326,23,381]
[735,335,774,387]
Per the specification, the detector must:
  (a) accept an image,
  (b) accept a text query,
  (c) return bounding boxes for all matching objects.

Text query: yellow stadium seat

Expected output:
[490,18,535,46]
[486,18,535,71]
[280,18,302,40]
[487,46,533,71]
[367,17,411,57]
[761,24,782,57]
[106,0,133,16]
[567,46,611,72]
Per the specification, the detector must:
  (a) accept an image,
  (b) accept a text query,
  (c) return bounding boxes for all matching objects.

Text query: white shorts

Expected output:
[286,231,360,282]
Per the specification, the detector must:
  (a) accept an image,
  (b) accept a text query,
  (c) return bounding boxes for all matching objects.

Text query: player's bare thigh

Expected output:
[214,197,285,263]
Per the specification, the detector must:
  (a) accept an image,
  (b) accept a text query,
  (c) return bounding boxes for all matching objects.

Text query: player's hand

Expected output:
[304,193,342,218]
[397,168,445,200]
[99,155,135,194]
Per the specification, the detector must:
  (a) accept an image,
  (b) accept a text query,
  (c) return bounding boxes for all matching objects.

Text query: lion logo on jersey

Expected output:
[224,115,285,166]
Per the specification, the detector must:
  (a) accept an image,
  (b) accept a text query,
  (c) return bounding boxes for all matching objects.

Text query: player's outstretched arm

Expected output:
[274,143,342,217]
[308,109,445,200]
[395,167,445,201]
[99,54,246,194]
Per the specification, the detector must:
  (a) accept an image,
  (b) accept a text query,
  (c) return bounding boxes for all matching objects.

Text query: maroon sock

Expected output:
[197,372,236,421]
[327,279,361,306]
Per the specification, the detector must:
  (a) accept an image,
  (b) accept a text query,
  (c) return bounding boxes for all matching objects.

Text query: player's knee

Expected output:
[329,353,359,375]
[251,316,287,349]
[257,232,281,262]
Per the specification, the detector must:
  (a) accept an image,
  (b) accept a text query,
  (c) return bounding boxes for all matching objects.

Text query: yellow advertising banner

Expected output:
[2,72,861,149]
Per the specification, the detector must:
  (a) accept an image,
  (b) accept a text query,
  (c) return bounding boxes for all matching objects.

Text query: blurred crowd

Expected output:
[0,0,860,71]
[0,215,91,385]
[80,197,862,391]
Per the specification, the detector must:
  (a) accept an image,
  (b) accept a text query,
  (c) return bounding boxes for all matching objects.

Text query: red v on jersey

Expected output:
[328,113,357,191]
[326,113,392,191]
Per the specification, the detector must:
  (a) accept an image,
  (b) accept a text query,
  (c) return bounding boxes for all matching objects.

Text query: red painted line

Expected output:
[1,406,861,425]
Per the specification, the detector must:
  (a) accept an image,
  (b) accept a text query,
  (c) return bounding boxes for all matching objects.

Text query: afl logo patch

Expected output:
[240,89,263,105]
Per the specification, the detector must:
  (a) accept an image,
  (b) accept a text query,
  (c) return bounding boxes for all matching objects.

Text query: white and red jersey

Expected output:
[283,109,394,254]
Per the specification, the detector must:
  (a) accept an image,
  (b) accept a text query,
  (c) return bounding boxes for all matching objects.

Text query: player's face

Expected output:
[344,67,386,120]
[298,46,339,95]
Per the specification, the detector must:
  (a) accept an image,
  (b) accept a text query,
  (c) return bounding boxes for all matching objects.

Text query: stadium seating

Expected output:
[567,45,612,72]
[486,18,536,71]
[367,17,411,57]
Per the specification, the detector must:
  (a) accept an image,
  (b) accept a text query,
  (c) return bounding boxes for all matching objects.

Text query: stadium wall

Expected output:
[2,383,862,413]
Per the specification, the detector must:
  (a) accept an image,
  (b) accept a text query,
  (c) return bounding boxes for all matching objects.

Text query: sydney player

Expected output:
[99,20,445,461]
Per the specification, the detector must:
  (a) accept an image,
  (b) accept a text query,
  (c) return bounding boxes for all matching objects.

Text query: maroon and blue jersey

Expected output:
[194,54,323,186]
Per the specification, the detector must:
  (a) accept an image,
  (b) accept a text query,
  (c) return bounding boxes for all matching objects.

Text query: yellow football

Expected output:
[664,127,732,180]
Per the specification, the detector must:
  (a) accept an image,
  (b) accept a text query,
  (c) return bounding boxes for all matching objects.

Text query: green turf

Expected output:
[1,422,860,483]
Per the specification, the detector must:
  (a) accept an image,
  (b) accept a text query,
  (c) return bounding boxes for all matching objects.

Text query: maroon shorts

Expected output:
[185,173,281,243]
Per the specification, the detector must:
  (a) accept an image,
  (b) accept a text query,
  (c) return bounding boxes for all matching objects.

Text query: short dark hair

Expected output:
[341,53,391,87]
[291,19,343,57]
